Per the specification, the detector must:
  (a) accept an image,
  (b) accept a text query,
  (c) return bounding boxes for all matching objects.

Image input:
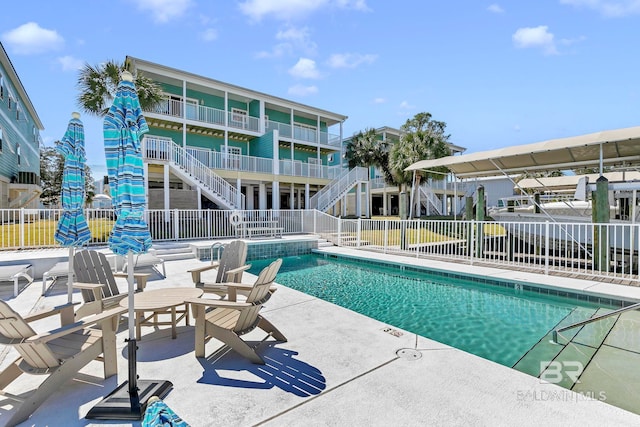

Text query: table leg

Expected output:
[185,303,190,326]
[136,310,142,341]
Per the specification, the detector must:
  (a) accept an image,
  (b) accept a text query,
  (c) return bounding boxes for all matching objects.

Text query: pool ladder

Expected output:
[552,301,640,344]
[209,242,225,263]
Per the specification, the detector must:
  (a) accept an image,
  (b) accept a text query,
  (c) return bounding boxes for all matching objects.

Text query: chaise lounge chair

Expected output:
[0,301,125,426]
[187,258,286,364]
[0,264,34,297]
[73,250,149,319]
[188,240,251,296]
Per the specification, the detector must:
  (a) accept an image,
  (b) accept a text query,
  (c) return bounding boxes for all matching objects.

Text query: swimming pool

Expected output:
[248,254,616,367]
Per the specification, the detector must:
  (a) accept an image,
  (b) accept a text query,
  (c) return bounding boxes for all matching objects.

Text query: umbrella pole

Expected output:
[127,251,141,411]
[67,247,74,303]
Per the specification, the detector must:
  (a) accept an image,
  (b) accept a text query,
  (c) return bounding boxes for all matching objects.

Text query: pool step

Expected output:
[151,243,196,262]
[512,307,597,376]
[515,307,622,390]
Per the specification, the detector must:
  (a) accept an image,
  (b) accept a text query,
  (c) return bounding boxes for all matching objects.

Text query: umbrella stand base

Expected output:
[85,379,173,420]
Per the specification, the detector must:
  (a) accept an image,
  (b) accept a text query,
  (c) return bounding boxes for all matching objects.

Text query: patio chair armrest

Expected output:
[27,307,127,344]
[23,303,78,322]
[113,272,150,291]
[73,282,104,303]
[222,264,252,283]
[188,262,220,284]
[188,262,220,274]
[72,282,103,290]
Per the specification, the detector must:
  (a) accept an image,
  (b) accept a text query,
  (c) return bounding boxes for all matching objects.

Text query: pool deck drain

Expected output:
[396,348,422,360]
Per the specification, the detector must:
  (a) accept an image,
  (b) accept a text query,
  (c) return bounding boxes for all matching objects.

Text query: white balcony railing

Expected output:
[185,146,343,179]
[146,97,341,147]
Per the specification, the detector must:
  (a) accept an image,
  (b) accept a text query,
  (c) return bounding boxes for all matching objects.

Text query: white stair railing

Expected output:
[309,166,369,212]
[142,136,244,210]
[419,184,443,216]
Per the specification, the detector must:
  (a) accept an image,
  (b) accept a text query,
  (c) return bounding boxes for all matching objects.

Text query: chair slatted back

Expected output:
[0,301,60,369]
[234,258,282,332]
[74,250,120,302]
[216,240,248,283]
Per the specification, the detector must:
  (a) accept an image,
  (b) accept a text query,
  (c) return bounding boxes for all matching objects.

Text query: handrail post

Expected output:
[357,218,362,248]
[384,220,388,254]
[544,221,550,275]
[338,217,342,247]
[19,208,25,249]
[173,209,179,241]
[470,220,475,266]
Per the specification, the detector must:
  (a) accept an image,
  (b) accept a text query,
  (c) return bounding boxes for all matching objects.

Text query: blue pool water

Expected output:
[248,254,611,367]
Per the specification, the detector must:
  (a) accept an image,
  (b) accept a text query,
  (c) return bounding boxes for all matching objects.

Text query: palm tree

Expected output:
[76,60,163,117]
[389,112,451,216]
[344,128,397,184]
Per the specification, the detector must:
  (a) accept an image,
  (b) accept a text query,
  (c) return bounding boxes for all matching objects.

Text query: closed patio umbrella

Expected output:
[86,71,171,420]
[54,112,91,303]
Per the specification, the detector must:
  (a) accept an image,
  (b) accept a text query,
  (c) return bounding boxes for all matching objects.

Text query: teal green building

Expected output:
[0,42,43,209]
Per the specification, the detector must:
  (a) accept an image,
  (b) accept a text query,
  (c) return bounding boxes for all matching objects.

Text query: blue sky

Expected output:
[1,0,639,180]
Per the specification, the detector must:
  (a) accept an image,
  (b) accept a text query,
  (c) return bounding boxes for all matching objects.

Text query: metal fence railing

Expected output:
[322,218,640,284]
[1,208,638,284]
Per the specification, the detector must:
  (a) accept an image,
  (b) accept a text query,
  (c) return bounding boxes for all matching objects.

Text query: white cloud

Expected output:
[201,28,218,41]
[327,53,377,68]
[559,35,587,45]
[57,55,84,71]
[373,97,386,104]
[560,0,640,17]
[288,58,321,79]
[132,0,192,23]
[288,84,318,96]
[512,25,558,55]
[399,101,415,109]
[1,22,64,55]
[257,26,317,58]
[238,0,369,21]
[487,3,505,13]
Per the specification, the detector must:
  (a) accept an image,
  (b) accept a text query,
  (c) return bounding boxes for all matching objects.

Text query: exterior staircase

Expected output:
[309,166,369,213]
[418,184,443,216]
[142,135,244,210]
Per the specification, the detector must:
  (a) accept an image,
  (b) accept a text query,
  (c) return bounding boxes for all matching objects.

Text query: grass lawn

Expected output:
[0,218,115,248]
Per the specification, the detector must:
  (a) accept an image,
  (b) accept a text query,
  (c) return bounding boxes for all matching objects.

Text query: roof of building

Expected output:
[126,56,348,124]
[0,42,44,130]
[406,126,640,178]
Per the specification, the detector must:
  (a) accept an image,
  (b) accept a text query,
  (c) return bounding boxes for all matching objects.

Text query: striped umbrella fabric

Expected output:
[142,397,190,427]
[54,114,91,247]
[104,76,152,256]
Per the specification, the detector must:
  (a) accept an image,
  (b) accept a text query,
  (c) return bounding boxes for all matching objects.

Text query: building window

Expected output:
[0,75,4,99]
[16,104,22,121]
[222,145,241,169]
[230,108,247,128]
[16,144,21,165]
[0,127,3,152]
[8,95,13,110]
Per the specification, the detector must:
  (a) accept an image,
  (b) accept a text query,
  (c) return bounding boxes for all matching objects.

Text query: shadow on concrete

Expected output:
[197,345,326,397]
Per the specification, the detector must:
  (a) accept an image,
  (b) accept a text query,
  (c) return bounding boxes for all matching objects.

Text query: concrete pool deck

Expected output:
[1,244,640,426]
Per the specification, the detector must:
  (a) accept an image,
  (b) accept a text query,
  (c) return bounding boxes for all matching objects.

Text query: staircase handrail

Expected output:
[419,184,442,216]
[309,166,368,211]
[142,136,244,209]
[552,302,640,344]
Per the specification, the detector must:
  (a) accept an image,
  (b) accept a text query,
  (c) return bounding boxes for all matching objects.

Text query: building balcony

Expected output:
[186,146,343,179]
[145,97,341,147]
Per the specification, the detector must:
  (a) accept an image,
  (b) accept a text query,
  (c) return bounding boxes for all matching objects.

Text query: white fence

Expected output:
[320,218,640,284]
[2,208,639,284]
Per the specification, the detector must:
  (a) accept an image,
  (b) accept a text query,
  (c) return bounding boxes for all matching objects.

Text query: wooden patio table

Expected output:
[119,287,204,340]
